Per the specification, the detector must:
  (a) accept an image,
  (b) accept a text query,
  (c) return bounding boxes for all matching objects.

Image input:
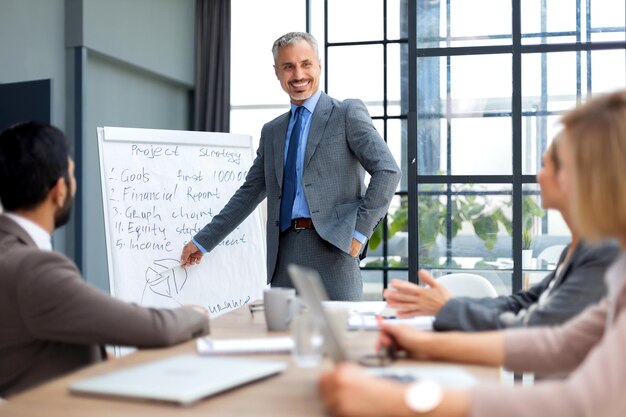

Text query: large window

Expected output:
[408,0,625,294]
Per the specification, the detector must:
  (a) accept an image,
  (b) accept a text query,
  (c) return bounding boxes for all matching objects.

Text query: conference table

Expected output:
[0,302,500,417]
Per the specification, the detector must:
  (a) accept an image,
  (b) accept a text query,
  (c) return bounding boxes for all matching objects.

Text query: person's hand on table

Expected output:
[376,320,436,361]
[318,363,412,417]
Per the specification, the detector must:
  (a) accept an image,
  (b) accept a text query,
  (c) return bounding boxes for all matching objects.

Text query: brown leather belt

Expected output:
[291,218,314,230]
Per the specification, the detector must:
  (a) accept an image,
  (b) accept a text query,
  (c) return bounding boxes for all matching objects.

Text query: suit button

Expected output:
[275,221,279,226]
[278,194,281,199]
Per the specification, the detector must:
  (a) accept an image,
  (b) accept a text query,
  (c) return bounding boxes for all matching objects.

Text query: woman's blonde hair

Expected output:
[561,90,626,242]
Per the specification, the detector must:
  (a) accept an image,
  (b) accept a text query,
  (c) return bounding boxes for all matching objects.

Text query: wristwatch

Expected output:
[404,380,443,413]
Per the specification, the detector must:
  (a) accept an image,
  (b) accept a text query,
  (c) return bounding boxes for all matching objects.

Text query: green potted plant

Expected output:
[367,187,544,269]
[521,228,533,269]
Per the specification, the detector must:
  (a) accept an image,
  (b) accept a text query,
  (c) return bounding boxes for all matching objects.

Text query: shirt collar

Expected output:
[290,90,322,116]
[5,212,53,251]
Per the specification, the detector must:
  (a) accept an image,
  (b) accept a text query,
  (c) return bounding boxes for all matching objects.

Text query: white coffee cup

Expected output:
[263,288,297,331]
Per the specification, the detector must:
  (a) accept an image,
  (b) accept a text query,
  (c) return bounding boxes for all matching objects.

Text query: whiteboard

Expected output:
[97,126,266,317]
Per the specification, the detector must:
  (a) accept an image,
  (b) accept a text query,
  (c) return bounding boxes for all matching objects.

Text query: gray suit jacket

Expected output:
[433,240,620,331]
[194,92,401,282]
[0,215,209,397]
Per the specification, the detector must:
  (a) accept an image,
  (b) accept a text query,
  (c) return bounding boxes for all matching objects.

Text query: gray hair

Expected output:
[272,32,319,61]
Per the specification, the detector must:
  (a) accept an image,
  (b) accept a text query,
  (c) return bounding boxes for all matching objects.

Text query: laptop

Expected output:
[287,264,477,388]
[69,355,287,405]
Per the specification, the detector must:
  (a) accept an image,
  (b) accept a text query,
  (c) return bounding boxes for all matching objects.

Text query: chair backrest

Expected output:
[435,273,498,298]
[536,244,567,268]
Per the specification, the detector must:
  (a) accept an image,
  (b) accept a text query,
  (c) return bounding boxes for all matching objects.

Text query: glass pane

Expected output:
[521,0,578,45]
[591,50,626,94]
[387,0,404,40]
[310,0,326,55]
[387,43,406,117]
[230,107,289,149]
[522,51,579,113]
[231,0,306,105]
[590,0,626,42]
[417,0,512,47]
[327,45,384,107]
[521,51,580,175]
[361,270,384,300]
[449,55,512,105]
[449,117,512,175]
[522,115,562,175]
[417,55,512,175]
[361,194,408,268]
[417,183,513,272]
[387,269,409,286]
[327,0,383,43]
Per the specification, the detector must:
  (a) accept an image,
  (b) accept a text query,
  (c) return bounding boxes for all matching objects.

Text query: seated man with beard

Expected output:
[0,122,210,397]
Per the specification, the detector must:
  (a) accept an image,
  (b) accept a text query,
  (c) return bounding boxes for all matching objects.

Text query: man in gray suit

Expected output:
[0,122,209,397]
[181,32,401,300]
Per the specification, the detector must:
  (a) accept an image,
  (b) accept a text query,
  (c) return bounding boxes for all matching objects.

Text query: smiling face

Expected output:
[274,39,321,105]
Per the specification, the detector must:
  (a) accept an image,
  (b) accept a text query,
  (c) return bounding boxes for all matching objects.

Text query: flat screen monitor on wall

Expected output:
[0,79,51,131]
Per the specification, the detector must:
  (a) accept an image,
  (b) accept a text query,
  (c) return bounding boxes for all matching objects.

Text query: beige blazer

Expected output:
[470,252,626,417]
[0,215,209,397]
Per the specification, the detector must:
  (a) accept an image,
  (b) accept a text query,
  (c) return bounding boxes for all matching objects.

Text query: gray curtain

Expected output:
[194,0,230,132]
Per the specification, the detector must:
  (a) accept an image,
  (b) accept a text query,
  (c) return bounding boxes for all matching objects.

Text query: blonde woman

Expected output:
[384,138,618,331]
[319,90,626,417]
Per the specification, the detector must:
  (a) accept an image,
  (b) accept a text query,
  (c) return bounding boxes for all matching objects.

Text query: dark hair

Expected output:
[0,122,70,211]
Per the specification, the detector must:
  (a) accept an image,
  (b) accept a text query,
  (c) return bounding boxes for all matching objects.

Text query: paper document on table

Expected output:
[347,314,434,331]
[196,337,294,355]
[322,301,397,317]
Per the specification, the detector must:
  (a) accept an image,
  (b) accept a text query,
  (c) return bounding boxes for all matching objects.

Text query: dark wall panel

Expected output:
[0,79,51,131]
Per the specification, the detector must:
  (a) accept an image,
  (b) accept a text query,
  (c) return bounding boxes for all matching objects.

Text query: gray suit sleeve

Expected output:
[18,250,209,348]
[434,242,618,331]
[193,130,268,252]
[513,242,618,327]
[433,274,552,331]
[344,99,401,238]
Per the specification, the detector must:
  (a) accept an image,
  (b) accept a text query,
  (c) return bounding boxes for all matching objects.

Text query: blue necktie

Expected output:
[280,106,304,231]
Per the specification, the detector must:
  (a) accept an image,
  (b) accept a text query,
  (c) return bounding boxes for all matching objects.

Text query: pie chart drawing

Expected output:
[141,258,188,304]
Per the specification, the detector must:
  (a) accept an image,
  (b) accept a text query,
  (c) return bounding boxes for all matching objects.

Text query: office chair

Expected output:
[435,273,498,298]
[536,244,567,269]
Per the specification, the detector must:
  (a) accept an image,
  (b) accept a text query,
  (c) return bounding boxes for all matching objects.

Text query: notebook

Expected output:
[69,354,287,405]
[287,264,477,388]
[196,336,294,355]
[347,313,435,331]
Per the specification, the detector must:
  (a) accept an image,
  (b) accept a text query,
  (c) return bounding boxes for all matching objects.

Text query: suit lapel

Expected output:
[304,92,333,169]
[273,111,291,188]
[549,244,573,291]
[0,215,38,248]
